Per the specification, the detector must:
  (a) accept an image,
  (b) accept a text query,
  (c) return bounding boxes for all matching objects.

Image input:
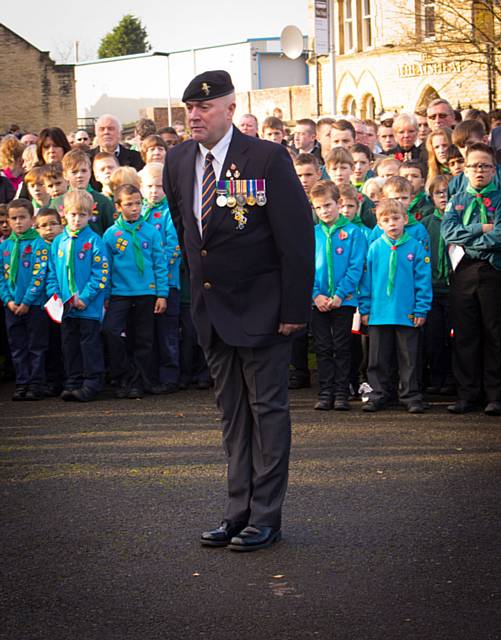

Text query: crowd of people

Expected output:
[0,98,500,415]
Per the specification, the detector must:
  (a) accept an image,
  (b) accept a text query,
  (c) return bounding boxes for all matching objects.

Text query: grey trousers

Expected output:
[205,336,292,529]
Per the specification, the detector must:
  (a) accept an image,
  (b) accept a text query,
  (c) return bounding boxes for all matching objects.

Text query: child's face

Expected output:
[339,198,358,220]
[352,153,371,181]
[431,186,448,213]
[377,163,399,180]
[44,176,68,199]
[35,215,63,242]
[94,158,119,186]
[432,135,450,165]
[378,211,407,239]
[295,163,321,195]
[326,162,353,186]
[142,174,165,205]
[8,207,33,235]
[262,128,284,144]
[64,163,91,190]
[145,145,167,164]
[385,187,412,209]
[312,195,339,226]
[399,168,424,194]
[365,183,382,204]
[330,130,354,150]
[0,215,11,238]
[378,127,395,152]
[465,150,496,189]
[117,192,143,222]
[27,180,49,205]
[65,209,90,232]
[293,125,316,151]
[447,156,465,176]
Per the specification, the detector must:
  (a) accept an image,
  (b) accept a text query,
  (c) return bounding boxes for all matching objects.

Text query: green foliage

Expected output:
[98,14,151,59]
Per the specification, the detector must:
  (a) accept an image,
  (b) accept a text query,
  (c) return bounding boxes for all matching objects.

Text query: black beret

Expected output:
[182,70,235,102]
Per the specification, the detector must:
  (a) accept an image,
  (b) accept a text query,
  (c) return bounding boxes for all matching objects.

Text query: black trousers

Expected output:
[367,325,422,406]
[204,335,292,529]
[5,305,48,387]
[312,305,355,398]
[450,258,501,403]
[153,288,180,385]
[103,295,155,389]
[61,317,104,391]
[423,292,453,389]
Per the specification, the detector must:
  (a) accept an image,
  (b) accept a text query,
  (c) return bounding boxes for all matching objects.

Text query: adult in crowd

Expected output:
[35,127,71,166]
[163,70,314,552]
[238,113,259,137]
[415,110,430,146]
[292,118,323,163]
[73,130,91,148]
[427,99,455,131]
[390,113,422,161]
[378,120,396,154]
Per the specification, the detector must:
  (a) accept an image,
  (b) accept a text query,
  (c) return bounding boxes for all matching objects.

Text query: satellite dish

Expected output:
[281,25,304,60]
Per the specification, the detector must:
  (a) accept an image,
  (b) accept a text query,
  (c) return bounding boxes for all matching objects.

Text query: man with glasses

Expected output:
[73,130,91,148]
[427,99,455,131]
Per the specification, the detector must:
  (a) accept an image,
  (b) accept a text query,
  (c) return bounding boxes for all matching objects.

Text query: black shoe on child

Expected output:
[12,385,27,401]
[127,387,144,399]
[72,387,98,402]
[25,386,45,401]
[334,398,350,411]
[314,397,333,411]
[362,401,380,413]
[408,402,425,414]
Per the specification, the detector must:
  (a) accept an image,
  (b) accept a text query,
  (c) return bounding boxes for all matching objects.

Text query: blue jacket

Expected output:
[368,221,431,255]
[46,225,109,320]
[103,217,169,298]
[141,198,181,290]
[441,185,501,271]
[359,233,432,326]
[0,233,49,306]
[313,221,366,307]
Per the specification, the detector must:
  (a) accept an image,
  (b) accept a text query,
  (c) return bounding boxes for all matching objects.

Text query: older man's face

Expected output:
[239,115,258,137]
[96,117,120,150]
[186,96,236,149]
[427,103,454,130]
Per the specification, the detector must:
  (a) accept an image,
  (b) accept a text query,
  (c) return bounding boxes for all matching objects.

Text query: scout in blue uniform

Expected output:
[441,142,501,416]
[140,163,182,392]
[103,184,169,399]
[46,190,109,402]
[368,176,431,254]
[399,161,433,220]
[0,199,49,400]
[359,198,432,413]
[310,181,366,410]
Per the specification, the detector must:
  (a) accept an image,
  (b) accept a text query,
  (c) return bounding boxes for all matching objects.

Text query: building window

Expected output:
[423,0,435,38]
[344,0,355,52]
[343,95,357,116]
[362,94,376,120]
[362,0,373,48]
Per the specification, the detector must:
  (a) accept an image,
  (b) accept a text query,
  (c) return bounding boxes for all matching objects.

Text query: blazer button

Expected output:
[203,282,212,290]
[201,249,208,257]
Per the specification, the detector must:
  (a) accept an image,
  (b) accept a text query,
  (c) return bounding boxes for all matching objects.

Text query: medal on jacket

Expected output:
[233,206,248,230]
[226,180,237,208]
[236,180,246,207]
[246,179,257,206]
[216,180,227,207]
[256,179,267,206]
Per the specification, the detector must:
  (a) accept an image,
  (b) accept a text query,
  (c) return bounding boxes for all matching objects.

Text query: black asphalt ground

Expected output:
[1,383,500,640]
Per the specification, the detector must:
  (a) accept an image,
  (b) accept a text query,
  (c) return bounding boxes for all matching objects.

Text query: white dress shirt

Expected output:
[193,125,234,236]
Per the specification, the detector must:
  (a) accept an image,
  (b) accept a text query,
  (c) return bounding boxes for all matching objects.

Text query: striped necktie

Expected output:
[201,152,216,235]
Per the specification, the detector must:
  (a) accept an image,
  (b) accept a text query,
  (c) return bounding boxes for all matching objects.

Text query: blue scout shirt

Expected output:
[313,221,367,307]
[103,218,169,298]
[368,220,431,255]
[0,233,49,306]
[141,198,181,290]
[46,225,109,321]
[359,233,432,326]
[441,186,501,271]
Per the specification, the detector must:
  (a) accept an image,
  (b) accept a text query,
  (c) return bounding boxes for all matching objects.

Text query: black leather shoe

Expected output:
[334,398,350,411]
[408,402,425,414]
[314,398,333,410]
[25,386,45,401]
[362,401,380,412]
[228,525,281,552]
[447,400,478,414]
[201,521,246,547]
[484,402,501,416]
[61,389,77,401]
[72,387,98,402]
[12,385,27,401]
[128,387,144,399]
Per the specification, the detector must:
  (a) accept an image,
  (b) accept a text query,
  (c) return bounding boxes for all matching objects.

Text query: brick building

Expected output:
[0,24,77,134]
[307,0,499,117]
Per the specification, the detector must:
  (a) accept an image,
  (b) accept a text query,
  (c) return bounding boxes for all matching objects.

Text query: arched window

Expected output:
[342,95,357,116]
[361,94,376,120]
[416,85,440,111]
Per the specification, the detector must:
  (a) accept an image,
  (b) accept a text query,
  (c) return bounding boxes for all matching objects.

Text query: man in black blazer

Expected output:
[88,114,144,190]
[164,70,314,551]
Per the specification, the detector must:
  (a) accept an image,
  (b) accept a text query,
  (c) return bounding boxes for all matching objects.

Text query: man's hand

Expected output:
[314,295,331,312]
[413,317,426,327]
[15,303,30,316]
[360,314,369,326]
[278,323,306,336]
[154,297,167,314]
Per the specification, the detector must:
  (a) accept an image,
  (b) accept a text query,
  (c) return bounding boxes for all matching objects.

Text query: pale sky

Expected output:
[2,0,309,62]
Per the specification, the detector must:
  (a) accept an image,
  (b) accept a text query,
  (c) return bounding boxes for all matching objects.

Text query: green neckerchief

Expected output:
[350,178,365,192]
[381,232,411,296]
[115,215,145,274]
[319,215,351,297]
[66,228,81,295]
[463,182,497,225]
[142,197,167,221]
[350,214,364,227]
[8,228,39,286]
[433,208,449,283]
[440,165,451,175]
[31,198,45,209]
[408,192,425,219]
